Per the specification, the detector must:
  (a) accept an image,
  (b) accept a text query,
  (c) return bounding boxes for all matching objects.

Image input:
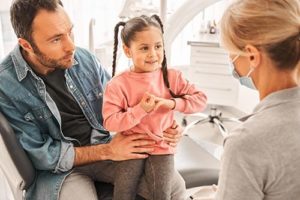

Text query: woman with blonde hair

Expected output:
[218,0,300,199]
[190,0,300,199]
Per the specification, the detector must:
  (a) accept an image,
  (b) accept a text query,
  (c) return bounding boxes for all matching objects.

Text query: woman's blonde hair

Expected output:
[220,0,300,70]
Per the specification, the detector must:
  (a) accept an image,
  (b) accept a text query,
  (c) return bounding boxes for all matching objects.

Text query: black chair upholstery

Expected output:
[0,112,35,191]
[175,135,220,188]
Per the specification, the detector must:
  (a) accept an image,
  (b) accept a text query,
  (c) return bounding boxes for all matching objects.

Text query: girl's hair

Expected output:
[112,14,184,98]
[220,0,300,70]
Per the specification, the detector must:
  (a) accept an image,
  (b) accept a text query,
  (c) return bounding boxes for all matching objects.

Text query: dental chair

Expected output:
[0,110,220,199]
[0,112,35,200]
[0,112,119,200]
[0,112,146,200]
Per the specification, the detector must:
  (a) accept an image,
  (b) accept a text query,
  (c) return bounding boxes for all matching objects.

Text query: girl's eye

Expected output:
[141,47,148,51]
[156,45,162,49]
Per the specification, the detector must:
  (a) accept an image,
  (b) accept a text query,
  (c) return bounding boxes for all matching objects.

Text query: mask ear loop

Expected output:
[246,66,255,77]
[232,55,240,63]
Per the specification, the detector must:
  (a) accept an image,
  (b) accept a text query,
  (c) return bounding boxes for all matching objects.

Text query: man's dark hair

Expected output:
[10,0,63,43]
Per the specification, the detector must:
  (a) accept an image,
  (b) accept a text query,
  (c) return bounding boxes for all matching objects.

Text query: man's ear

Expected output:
[122,44,131,58]
[18,38,34,54]
[244,44,261,69]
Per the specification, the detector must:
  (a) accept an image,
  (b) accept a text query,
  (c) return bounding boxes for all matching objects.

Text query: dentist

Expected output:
[216,0,300,199]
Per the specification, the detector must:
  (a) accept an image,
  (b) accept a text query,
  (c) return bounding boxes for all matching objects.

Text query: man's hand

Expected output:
[108,132,155,161]
[74,133,155,166]
[163,120,183,147]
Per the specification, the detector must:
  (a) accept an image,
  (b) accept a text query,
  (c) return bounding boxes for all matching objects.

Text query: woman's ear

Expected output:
[244,44,261,68]
[18,38,34,54]
[122,44,131,58]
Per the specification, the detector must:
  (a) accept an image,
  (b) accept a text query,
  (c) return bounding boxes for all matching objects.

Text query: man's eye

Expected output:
[156,45,162,49]
[52,38,61,43]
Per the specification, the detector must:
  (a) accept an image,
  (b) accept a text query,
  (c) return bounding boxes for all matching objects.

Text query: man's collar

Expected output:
[11,45,31,81]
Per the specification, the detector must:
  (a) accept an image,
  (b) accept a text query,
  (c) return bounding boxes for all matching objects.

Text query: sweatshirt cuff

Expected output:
[173,98,186,112]
[129,104,148,123]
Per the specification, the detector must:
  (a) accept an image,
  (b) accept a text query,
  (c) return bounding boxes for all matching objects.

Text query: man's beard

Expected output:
[31,43,74,70]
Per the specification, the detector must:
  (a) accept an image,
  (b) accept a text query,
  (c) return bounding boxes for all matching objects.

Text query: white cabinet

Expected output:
[187,41,239,107]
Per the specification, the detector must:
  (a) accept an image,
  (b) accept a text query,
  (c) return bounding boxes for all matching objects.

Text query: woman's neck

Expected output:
[258,68,298,100]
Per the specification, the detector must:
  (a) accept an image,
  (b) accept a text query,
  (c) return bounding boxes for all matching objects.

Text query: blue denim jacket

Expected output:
[0,45,111,200]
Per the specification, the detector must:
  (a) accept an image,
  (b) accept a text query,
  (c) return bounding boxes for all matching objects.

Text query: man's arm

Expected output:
[74,122,183,166]
[74,133,155,166]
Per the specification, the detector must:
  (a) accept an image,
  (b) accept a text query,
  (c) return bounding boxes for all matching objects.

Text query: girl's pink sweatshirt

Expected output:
[103,68,207,154]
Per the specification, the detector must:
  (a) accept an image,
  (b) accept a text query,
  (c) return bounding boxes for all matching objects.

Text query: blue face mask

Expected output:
[229,55,257,90]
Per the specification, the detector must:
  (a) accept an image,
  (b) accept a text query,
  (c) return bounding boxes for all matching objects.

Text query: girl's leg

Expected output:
[144,155,176,200]
[113,159,145,200]
[170,170,186,200]
[72,160,147,200]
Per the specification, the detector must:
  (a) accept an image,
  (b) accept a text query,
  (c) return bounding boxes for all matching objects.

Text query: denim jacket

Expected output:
[0,45,111,200]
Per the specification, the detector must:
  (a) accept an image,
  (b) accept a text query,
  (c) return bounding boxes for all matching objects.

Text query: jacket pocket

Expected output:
[24,106,53,128]
[86,86,103,101]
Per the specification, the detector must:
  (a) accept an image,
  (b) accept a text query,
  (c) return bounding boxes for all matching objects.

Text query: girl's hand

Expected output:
[153,97,176,111]
[139,92,156,113]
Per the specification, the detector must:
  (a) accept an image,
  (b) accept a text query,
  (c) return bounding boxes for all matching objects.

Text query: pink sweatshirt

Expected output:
[103,68,207,154]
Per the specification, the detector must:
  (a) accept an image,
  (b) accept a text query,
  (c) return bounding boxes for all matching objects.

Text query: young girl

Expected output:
[103,15,207,200]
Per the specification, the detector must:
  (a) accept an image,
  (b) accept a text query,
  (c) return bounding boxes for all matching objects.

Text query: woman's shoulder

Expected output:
[224,114,277,153]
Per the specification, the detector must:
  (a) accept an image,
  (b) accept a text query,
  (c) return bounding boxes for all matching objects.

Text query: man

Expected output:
[0,0,185,199]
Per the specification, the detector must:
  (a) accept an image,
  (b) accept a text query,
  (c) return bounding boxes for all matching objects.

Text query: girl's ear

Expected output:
[123,44,131,58]
[244,44,261,69]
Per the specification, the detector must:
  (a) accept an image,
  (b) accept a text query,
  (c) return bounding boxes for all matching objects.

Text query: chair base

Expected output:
[182,106,241,137]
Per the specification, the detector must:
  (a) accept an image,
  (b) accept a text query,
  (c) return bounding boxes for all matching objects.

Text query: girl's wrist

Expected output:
[170,99,176,110]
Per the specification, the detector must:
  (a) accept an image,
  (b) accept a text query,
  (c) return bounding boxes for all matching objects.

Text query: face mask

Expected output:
[229,55,257,90]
